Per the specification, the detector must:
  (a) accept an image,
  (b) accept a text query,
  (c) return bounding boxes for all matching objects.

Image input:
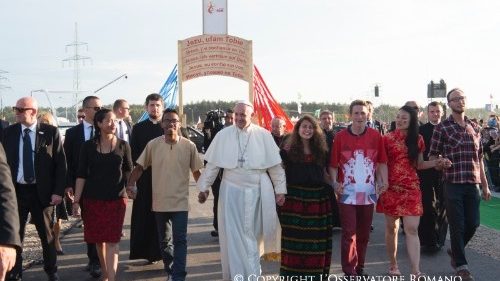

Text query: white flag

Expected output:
[203,0,227,34]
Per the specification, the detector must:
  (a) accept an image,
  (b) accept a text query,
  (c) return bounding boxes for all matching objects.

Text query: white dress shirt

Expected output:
[17,122,37,184]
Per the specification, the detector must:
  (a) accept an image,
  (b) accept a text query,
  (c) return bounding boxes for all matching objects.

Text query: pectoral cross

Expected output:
[238,157,245,168]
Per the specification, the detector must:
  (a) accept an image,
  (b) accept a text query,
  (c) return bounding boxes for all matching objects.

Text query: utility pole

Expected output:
[62,22,91,117]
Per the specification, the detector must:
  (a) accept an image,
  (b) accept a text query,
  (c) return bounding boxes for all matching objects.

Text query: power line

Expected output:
[62,22,92,114]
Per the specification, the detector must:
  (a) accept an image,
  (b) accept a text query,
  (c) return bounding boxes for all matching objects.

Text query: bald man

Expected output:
[271,116,287,148]
[3,97,67,281]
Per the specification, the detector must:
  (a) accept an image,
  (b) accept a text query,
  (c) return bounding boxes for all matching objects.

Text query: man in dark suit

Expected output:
[366,100,386,135]
[0,143,21,281]
[113,99,132,142]
[418,101,448,252]
[63,95,102,278]
[3,97,66,281]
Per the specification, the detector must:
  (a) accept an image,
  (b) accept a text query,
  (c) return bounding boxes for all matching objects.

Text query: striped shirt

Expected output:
[429,115,482,184]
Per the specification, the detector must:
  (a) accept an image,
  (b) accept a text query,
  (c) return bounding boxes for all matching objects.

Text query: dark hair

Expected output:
[93,108,112,141]
[82,96,99,108]
[286,115,328,166]
[144,93,164,106]
[161,108,179,122]
[427,101,443,112]
[399,105,420,165]
[349,100,368,114]
[446,88,463,102]
[113,99,127,111]
[225,109,234,114]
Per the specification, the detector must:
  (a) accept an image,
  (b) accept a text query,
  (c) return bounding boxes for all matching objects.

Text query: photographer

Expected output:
[202,109,234,237]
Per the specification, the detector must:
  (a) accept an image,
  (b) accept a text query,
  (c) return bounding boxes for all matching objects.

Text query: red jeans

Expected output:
[338,203,374,275]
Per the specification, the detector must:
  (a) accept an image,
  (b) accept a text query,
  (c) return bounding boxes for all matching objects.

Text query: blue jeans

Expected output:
[444,183,481,268]
[154,211,188,281]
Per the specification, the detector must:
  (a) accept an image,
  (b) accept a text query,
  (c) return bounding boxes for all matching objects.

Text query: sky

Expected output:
[1,0,500,110]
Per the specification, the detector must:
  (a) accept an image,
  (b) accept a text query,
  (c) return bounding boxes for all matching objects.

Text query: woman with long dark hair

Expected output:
[279,115,332,280]
[72,108,133,281]
[377,105,450,277]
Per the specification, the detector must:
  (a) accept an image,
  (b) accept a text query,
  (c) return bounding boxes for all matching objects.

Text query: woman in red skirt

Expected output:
[73,108,133,281]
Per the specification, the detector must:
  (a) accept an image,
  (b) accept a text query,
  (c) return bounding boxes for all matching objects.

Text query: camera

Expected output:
[203,109,225,151]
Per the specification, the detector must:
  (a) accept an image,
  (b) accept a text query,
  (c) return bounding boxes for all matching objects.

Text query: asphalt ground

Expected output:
[21,180,500,281]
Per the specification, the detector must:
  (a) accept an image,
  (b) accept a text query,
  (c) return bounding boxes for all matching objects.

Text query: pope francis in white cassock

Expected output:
[197,101,287,281]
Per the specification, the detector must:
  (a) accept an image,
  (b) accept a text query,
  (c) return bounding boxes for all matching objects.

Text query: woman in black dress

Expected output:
[73,108,132,281]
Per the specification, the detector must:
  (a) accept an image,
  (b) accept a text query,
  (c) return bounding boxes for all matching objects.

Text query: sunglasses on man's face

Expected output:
[12,107,35,113]
[86,106,102,111]
[77,115,85,119]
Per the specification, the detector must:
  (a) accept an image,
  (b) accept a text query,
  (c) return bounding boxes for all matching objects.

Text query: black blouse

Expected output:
[280,149,326,187]
[77,139,133,200]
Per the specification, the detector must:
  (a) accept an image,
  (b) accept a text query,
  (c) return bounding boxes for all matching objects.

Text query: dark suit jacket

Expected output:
[2,123,67,207]
[0,120,9,141]
[114,119,133,141]
[0,143,21,250]
[63,123,85,188]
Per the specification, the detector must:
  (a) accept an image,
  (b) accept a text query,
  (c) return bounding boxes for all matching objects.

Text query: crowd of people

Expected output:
[0,88,493,281]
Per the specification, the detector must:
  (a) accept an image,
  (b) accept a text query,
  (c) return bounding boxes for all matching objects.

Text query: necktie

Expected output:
[23,128,35,183]
[89,125,94,140]
[118,121,124,139]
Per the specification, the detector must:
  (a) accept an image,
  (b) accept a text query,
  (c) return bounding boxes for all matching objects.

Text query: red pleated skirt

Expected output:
[82,197,127,243]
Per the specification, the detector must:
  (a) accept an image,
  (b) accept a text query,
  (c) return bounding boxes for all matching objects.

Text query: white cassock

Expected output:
[197,124,286,281]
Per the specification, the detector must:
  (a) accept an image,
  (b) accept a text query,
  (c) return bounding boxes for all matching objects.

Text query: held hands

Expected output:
[333,182,344,196]
[126,185,137,200]
[50,194,62,205]
[435,156,452,170]
[377,183,389,195]
[198,191,210,204]
[72,202,81,218]
[65,187,75,202]
[275,194,285,206]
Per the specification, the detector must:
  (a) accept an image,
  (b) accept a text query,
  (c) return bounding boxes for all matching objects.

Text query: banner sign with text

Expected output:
[178,34,252,82]
[203,0,227,34]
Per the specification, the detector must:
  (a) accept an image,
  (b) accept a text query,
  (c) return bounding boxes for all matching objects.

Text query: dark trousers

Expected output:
[338,203,374,275]
[211,170,223,231]
[444,183,481,268]
[418,173,448,247]
[155,211,188,281]
[487,151,500,186]
[80,199,99,266]
[8,185,57,279]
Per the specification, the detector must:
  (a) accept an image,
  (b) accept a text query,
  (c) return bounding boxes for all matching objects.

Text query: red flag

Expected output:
[253,66,294,132]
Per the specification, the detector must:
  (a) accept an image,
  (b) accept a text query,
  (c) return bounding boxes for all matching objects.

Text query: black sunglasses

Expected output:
[86,106,102,111]
[13,107,35,113]
[77,115,85,119]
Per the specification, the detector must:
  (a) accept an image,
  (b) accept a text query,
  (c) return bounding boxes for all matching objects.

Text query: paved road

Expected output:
[22,180,499,280]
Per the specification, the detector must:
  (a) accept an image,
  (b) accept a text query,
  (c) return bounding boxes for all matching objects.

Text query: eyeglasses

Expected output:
[163,119,180,124]
[12,107,35,113]
[411,106,420,111]
[449,96,466,102]
[77,115,85,119]
[122,107,130,110]
[86,106,102,111]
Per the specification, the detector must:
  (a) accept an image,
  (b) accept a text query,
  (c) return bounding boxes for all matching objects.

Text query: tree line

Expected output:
[0,101,494,126]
